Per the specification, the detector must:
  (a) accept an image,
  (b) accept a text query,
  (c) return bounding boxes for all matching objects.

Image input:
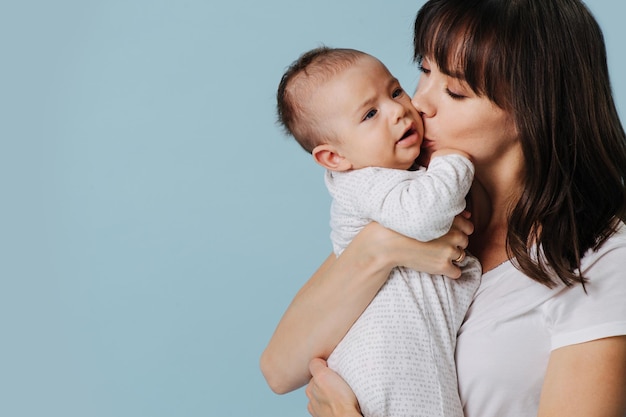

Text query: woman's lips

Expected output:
[421,138,435,149]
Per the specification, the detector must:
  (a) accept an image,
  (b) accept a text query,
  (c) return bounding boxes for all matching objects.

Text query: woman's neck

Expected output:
[468,161,524,272]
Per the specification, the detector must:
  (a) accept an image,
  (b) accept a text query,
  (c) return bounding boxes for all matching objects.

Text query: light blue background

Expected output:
[1,1,624,416]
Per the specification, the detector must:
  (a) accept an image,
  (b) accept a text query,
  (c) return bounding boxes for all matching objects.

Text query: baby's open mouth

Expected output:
[398,127,416,142]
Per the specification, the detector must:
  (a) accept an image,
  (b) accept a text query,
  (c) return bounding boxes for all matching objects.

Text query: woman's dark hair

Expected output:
[414,0,626,287]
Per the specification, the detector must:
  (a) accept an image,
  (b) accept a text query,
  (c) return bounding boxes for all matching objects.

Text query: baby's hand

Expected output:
[431,148,471,161]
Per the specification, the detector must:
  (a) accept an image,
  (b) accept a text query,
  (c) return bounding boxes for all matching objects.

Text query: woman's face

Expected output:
[412,57,520,173]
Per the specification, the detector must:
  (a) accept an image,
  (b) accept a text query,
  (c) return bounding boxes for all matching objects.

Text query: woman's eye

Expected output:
[392,88,404,98]
[418,63,431,74]
[446,89,465,100]
[364,109,377,120]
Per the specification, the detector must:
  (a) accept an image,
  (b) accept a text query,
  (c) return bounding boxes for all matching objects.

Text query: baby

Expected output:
[275,46,481,417]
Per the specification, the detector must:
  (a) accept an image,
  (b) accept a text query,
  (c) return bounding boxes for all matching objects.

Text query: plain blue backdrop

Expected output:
[1,1,624,416]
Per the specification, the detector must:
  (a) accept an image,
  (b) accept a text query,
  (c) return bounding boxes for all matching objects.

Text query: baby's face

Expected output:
[313,55,424,170]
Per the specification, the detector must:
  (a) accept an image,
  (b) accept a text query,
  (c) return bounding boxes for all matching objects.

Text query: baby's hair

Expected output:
[276,46,368,153]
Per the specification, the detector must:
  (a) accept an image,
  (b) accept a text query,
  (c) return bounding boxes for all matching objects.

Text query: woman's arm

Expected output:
[260,215,473,394]
[537,336,626,417]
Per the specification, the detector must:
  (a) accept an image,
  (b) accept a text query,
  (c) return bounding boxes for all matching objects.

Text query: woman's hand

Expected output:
[306,358,362,417]
[376,212,474,278]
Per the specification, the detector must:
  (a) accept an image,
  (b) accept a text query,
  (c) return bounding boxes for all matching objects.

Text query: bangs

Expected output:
[413,0,511,109]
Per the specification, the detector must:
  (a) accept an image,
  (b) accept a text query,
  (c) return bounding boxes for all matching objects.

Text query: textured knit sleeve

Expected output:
[346,154,474,241]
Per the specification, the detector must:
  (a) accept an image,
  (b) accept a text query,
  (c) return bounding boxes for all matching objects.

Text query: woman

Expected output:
[260,0,626,416]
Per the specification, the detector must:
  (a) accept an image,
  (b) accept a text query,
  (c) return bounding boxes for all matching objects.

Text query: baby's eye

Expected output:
[392,88,404,98]
[363,109,377,120]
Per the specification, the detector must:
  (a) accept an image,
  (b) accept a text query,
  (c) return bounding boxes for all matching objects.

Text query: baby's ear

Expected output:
[312,144,352,172]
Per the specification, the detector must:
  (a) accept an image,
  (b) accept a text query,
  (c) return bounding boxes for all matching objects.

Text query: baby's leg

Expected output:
[327,268,466,417]
[401,261,480,417]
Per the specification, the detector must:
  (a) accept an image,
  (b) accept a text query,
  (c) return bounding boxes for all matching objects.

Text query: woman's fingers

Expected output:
[427,214,472,278]
[353,215,474,279]
[452,249,466,264]
[453,210,475,236]
[306,358,361,417]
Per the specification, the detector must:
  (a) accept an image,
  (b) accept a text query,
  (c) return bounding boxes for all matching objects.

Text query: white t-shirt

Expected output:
[456,224,626,417]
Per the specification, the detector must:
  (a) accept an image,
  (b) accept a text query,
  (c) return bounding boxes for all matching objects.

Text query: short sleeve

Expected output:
[547,229,626,350]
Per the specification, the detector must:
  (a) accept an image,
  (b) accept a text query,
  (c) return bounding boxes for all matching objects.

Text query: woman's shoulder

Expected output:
[548,222,626,350]
[580,221,626,270]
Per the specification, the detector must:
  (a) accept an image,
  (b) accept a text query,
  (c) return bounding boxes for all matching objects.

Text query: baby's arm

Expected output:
[354,151,473,241]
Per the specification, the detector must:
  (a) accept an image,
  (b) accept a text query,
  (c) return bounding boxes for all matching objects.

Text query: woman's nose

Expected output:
[412,86,435,118]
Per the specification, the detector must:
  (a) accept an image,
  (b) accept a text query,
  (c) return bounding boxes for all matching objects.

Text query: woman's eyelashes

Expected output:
[418,62,467,100]
[446,89,466,100]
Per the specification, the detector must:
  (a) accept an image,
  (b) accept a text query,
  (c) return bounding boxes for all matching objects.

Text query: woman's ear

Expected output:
[312,144,353,172]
